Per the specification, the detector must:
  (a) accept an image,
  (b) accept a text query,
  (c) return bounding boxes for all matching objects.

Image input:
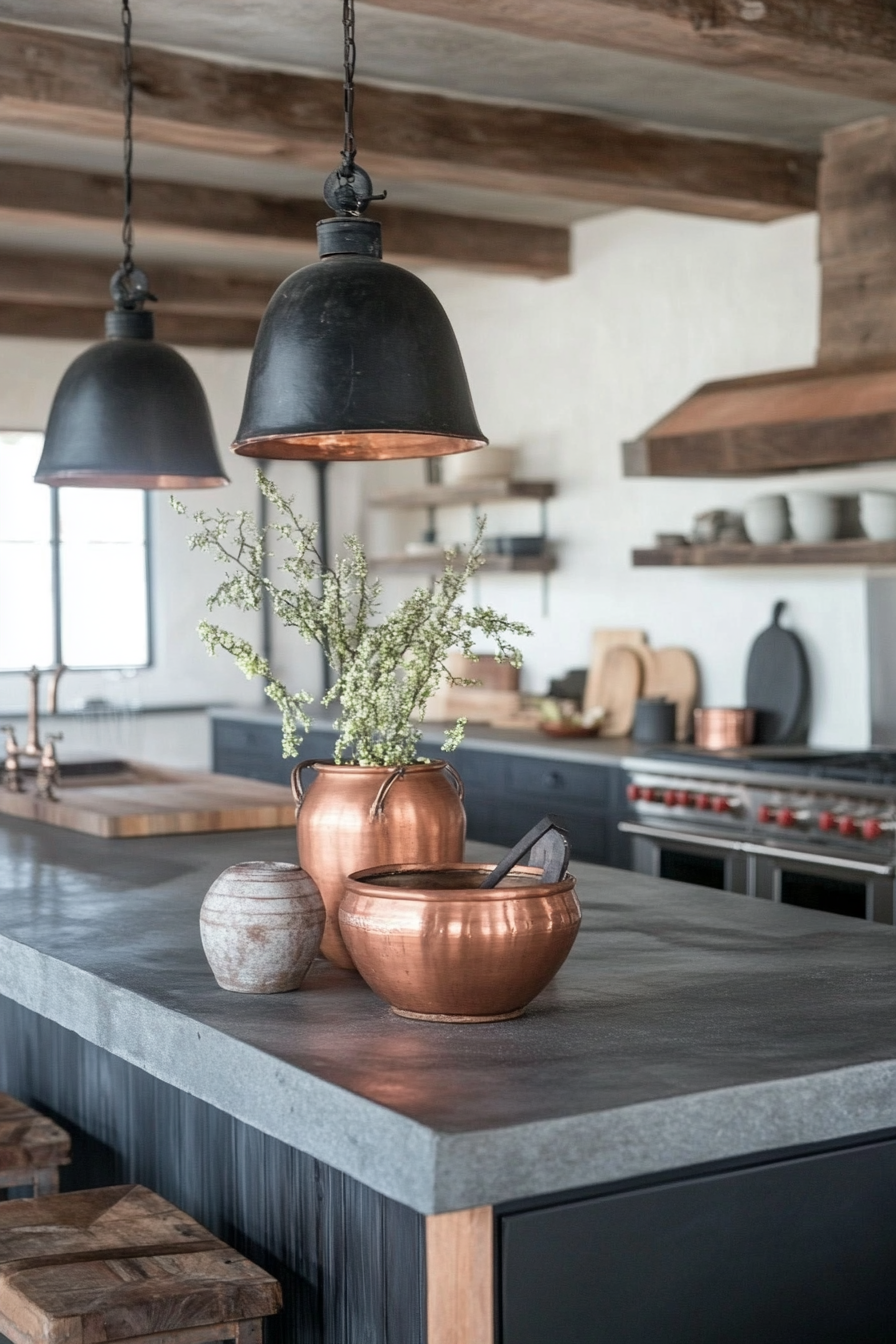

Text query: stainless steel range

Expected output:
[621,750,896,923]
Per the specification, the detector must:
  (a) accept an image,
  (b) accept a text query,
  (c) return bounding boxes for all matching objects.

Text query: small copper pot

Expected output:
[340,863,581,1023]
[292,760,466,969]
[693,707,756,750]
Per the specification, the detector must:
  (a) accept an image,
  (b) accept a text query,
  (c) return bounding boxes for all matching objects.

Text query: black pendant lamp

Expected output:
[34,2,228,489]
[232,0,486,462]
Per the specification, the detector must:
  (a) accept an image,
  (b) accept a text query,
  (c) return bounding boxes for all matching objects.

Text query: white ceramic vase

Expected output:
[787,490,838,543]
[200,861,325,993]
[744,494,789,545]
[860,491,896,541]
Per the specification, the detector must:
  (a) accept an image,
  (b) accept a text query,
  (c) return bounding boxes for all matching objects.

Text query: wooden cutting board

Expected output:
[594,645,644,737]
[643,647,700,742]
[583,629,648,712]
[0,763,295,839]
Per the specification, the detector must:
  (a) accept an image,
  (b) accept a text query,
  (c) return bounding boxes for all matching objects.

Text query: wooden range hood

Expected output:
[625,118,896,478]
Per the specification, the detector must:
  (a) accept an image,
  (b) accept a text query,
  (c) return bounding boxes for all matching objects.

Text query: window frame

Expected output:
[0,468,154,675]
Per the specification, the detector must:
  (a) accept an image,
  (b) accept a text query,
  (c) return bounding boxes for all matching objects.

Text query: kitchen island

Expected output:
[3,818,896,1341]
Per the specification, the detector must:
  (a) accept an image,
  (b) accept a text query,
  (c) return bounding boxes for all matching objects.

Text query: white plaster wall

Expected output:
[369,208,881,749]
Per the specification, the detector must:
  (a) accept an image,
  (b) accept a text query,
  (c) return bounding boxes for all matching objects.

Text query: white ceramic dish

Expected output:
[744,494,789,545]
[787,490,838,543]
[860,491,896,541]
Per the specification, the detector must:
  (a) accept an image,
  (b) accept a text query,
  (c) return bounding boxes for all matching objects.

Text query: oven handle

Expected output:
[619,822,895,877]
[741,841,894,877]
[618,822,742,852]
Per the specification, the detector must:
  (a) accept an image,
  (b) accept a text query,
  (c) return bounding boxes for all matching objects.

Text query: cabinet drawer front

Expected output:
[507,756,610,806]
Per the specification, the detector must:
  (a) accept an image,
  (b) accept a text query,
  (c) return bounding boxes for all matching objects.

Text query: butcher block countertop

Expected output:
[0,764,294,837]
[3,817,896,1213]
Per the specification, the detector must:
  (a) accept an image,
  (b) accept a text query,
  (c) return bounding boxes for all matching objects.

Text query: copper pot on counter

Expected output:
[693,708,756,750]
[339,862,581,1022]
[292,760,466,970]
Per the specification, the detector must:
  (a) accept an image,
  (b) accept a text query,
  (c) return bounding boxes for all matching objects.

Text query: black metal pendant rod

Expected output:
[120,0,135,278]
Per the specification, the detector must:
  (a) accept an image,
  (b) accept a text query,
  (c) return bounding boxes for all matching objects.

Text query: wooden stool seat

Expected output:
[0,1185,281,1344]
[0,1093,70,1197]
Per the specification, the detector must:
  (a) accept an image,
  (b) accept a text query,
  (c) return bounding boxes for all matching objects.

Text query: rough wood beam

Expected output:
[367,0,896,105]
[0,302,257,348]
[0,24,816,222]
[0,164,569,279]
[0,251,275,317]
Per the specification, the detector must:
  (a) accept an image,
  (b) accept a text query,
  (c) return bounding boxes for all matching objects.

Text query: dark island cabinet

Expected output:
[212,717,632,869]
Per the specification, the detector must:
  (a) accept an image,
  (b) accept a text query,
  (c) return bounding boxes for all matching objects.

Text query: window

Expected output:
[0,432,150,671]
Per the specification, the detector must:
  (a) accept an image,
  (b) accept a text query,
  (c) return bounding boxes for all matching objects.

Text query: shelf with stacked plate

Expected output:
[633,539,896,567]
[368,477,558,606]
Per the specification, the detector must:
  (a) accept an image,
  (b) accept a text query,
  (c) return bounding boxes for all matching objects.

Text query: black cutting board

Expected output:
[745,601,811,745]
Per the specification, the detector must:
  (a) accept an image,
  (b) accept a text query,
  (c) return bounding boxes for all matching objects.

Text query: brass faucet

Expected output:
[36,733,62,802]
[24,664,66,759]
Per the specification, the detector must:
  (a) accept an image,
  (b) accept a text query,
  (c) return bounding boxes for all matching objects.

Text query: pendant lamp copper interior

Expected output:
[231,1,486,464]
[34,0,228,491]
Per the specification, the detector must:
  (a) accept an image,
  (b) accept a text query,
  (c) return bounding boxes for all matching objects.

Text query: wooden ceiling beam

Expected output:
[366,0,896,105]
[0,302,258,348]
[0,23,816,222]
[0,250,274,318]
[0,164,569,279]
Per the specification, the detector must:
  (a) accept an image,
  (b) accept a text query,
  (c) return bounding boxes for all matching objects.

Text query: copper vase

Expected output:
[339,862,581,1022]
[292,760,466,969]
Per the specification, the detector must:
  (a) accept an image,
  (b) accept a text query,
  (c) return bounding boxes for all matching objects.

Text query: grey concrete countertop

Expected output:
[211,706,642,766]
[3,816,896,1214]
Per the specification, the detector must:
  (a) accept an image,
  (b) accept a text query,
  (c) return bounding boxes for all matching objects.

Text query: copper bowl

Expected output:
[693,707,756,750]
[339,863,581,1023]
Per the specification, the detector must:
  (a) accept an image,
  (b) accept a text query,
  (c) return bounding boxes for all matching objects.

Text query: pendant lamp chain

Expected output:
[322,0,385,217]
[111,0,153,312]
[341,0,357,177]
[121,0,135,278]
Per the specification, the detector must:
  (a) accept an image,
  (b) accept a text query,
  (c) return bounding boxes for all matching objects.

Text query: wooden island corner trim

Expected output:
[426,1205,494,1344]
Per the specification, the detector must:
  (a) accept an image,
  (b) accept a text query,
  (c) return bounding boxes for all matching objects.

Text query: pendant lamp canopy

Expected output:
[232,1,486,463]
[34,0,228,491]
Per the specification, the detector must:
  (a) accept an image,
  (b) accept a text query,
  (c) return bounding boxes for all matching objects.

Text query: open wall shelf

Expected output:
[369,481,555,509]
[633,539,896,567]
[370,551,557,574]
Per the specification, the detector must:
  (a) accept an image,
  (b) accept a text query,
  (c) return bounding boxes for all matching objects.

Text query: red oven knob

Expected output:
[838,816,856,837]
[663,789,678,808]
[757,804,773,824]
[641,787,657,803]
[626,783,640,802]
[862,819,883,841]
[695,793,712,811]
[818,811,836,832]
[711,796,730,814]
[776,808,796,828]
[675,790,692,807]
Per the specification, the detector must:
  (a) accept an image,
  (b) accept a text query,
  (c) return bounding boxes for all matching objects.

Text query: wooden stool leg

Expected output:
[235,1320,263,1344]
[32,1167,59,1197]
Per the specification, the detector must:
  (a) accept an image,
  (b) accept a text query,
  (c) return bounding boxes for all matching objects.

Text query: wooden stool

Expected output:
[0,1093,70,1198]
[0,1184,281,1344]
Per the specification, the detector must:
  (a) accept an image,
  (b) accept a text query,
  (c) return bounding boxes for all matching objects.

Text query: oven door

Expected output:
[620,822,749,894]
[744,842,896,924]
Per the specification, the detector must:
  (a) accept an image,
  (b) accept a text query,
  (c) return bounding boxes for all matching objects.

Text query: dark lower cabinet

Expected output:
[498,1135,896,1344]
[212,718,632,869]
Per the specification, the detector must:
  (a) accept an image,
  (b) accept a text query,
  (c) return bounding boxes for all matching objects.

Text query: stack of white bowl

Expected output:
[744,491,841,544]
[860,491,896,541]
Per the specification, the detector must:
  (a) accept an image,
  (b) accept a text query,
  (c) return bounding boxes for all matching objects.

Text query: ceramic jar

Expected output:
[744,494,789,544]
[200,861,325,993]
[860,491,896,541]
[787,490,838,543]
[292,760,466,970]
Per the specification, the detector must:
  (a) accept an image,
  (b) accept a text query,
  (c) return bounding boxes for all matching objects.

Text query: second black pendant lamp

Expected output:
[232,0,486,462]
[34,1,228,489]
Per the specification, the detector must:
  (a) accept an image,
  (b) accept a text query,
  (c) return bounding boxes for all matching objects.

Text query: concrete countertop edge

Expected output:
[0,932,440,1215]
[5,926,896,1215]
[433,1063,896,1211]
